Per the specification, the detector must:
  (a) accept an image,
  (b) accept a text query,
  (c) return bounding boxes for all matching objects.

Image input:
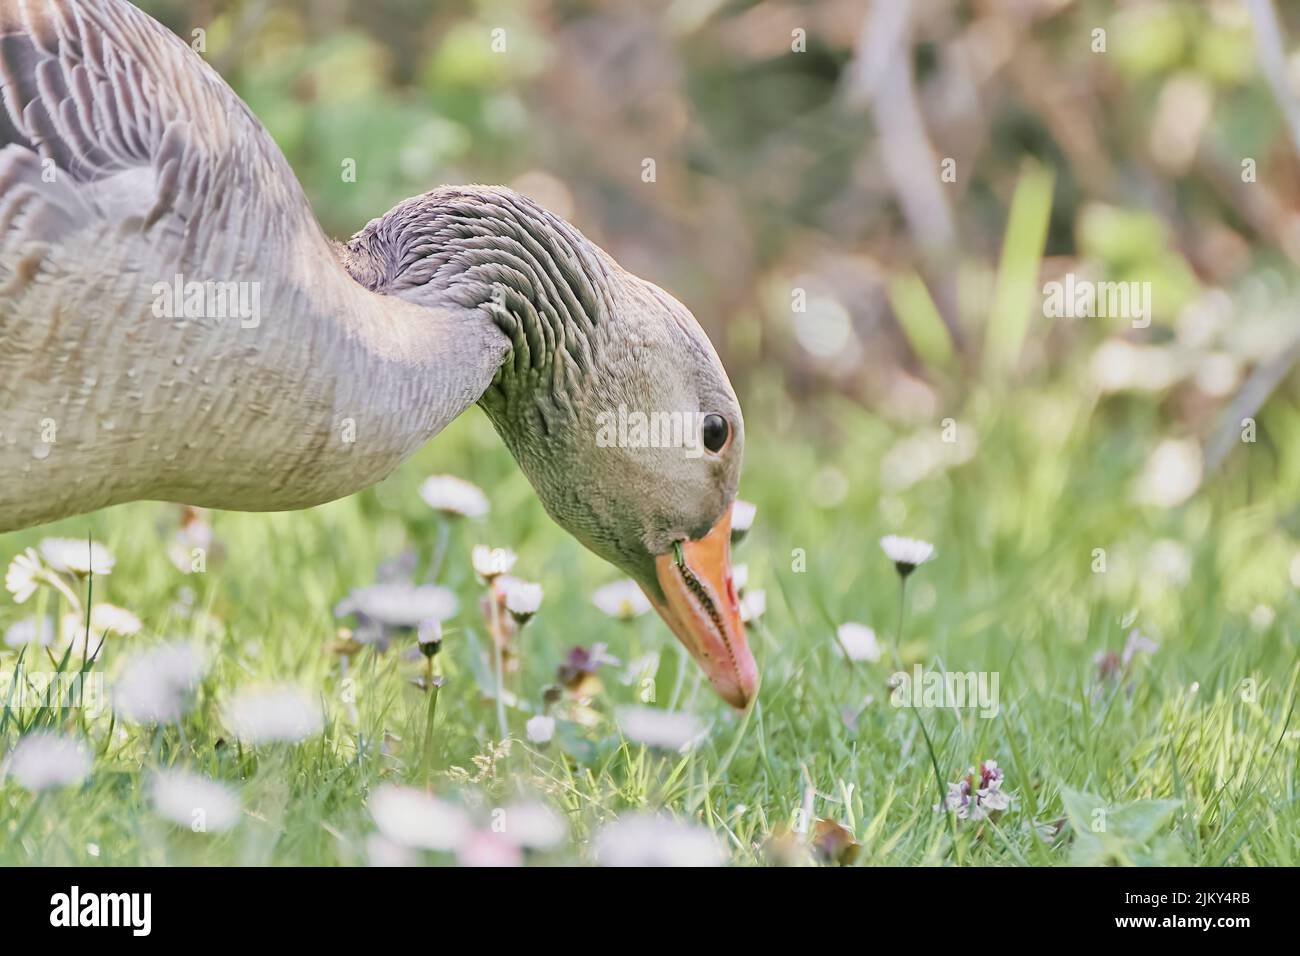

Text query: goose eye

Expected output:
[701,413,730,453]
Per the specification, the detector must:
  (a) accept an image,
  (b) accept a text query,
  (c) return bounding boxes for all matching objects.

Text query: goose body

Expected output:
[0,0,758,707]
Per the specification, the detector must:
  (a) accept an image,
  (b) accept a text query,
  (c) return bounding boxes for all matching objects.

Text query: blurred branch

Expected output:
[1205,335,1300,472]
[1247,0,1300,155]
[846,1,964,351]
[1207,0,1300,472]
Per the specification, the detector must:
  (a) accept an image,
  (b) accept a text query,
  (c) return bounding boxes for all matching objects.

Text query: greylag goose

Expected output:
[0,0,756,707]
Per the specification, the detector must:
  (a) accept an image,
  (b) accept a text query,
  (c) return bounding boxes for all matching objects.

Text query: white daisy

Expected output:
[39,538,115,577]
[739,588,766,623]
[525,715,555,744]
[61,604,144,652]
[334,583,457,629]
[836,622,882,662]
[369,784,470,851]
[732,564,749,593]
[416,619,443,657]
[593,813,725,867]
[880,535,936,574]
[730,499,757,543]
[113,642,207,724]
[419,475,490,518]
[471,546,517,581]
[591,579,651,620]
[502,579,543,623]
[89,603,143,636]
[4,733,91,792]
[4,615,56,650]
[149,769,240,832]
[366,834,417,867]
[617,706,705,751]
[4,548,44,603]
[221,685,323,745]
[456,830,522,867]
[498,800,567,850]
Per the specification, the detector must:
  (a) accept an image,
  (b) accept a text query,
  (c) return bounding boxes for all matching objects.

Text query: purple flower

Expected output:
[936,759,1012,821]
[557,643,621,689]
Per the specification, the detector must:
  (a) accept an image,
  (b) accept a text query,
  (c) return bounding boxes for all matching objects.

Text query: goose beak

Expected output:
[647,509,758,709]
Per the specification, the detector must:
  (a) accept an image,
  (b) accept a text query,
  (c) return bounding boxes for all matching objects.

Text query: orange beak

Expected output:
[644,508,758,709]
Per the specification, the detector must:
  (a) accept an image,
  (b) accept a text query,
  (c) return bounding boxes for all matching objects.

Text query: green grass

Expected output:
[1,371,1298,866]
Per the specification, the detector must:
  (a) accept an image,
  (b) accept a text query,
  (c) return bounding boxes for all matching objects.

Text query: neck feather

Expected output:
[342,186,615,398]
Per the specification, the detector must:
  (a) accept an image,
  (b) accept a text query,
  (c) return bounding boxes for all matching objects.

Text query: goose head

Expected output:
[346,185,758,708]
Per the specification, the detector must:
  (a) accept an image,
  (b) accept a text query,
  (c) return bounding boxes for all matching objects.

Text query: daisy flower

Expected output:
[739,588,766,623]
[456,830,522,867]
[419,475,490,518]
[501,579,543,625]
[39,538,115,577]
[498,800,567,850]
[61,603,144,654]
[879,535,936,576]
[4,616,56,650]
[221,685,323,745]
[525,715,555,744]
[616,706,704,751]
[732,564,749,592]
[471,546,517,582]
[149,769,240,832]
[366,834,417,867]
[369,784,470,851]
[835,622,882,662]
[4,733,91,792]
[4,548,44,603]
[113,642,207,724]
[594,813,724,867]
[334,583,457,630]
[591,579,651,620]
[416,619,443,658]
[730,499,757,544]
